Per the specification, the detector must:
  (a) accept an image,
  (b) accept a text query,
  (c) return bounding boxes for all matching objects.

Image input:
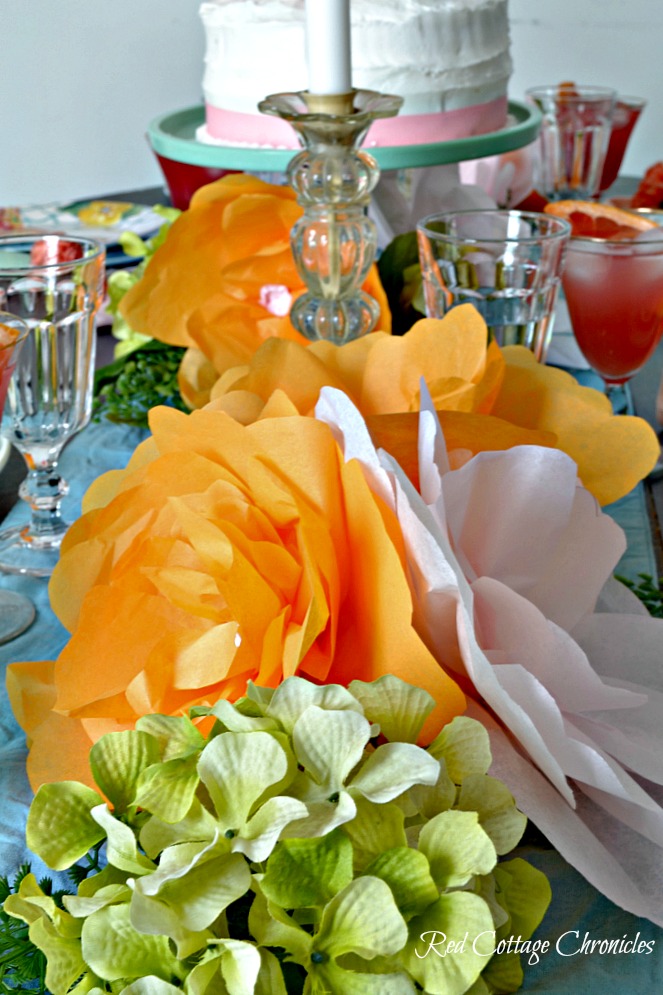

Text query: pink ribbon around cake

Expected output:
[203,95,508,149]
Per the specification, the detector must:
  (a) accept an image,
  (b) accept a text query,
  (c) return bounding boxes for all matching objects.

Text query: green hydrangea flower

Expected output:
[5,676,551,994]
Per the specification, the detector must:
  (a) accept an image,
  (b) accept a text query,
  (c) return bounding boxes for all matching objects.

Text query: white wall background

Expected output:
[3,0,663,205]
[2,0,204,205]
[509,0,663,184]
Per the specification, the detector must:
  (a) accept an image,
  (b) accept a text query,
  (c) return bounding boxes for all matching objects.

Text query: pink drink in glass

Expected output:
[598,97,646,194]
[562,233,663,385]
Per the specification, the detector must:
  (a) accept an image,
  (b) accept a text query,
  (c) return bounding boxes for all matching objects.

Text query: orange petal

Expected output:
[493,347,660,505]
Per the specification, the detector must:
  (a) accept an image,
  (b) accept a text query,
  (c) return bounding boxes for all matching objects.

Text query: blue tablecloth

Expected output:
[0,416,661,992]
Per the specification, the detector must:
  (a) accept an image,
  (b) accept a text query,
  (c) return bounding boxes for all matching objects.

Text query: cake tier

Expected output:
[199,0,512,148]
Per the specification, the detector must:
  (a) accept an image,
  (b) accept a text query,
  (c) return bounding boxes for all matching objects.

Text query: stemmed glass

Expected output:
[0,313,36,642]
[598,96,646,194]
[0,234,105,577]
[526,84,616,201]
[560,230,663,411]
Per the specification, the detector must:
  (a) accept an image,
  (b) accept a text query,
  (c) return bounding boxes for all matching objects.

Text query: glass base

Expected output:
[604,382,630,414]
[0,523,61,578]
[0,589,36,643]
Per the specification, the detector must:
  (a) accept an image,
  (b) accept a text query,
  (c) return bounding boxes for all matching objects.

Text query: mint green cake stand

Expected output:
[147,99,541,173]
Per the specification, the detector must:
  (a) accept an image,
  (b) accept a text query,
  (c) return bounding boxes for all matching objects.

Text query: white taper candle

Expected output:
[304,0,352,96]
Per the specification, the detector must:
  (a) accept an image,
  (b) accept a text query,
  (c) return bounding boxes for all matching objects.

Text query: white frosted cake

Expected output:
[198,0,513,148]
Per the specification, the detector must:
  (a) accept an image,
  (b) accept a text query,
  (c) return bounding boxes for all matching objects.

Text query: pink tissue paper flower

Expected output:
[317,386,663,927]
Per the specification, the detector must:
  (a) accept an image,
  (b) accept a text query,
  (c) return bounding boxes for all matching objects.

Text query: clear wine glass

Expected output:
[0,312,37,642]
[0,234,105,577]
[561,230,663,411]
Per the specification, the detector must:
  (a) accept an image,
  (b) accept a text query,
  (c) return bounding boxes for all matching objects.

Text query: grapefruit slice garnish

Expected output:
[544,200,658,240]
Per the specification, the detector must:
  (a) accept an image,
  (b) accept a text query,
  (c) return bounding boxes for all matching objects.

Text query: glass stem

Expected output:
[18,464,70,547]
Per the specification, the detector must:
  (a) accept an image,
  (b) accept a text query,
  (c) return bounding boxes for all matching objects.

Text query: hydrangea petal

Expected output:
[350,742,439,803]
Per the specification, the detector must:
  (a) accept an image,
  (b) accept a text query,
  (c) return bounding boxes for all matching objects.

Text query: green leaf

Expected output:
[314,961,417,995]
[253,948,288,995]
[261,830,353,909]
[350,742,439,803]
[64,883,132,918]
[407,756,456,819]
[480,949,524,994]
[134,845,250,932]
[138,797,217,859]
[472,873,509,932]
[236,794,309,862]
[81,903,182,983]
[493,858,552,941]
[77,864,131,898]
[134,754,201,824]
[266,677,365,734]
[130,881,213,961]
[2,873,65,930]
[244,681,276,712]
[27,783,105,870]
[28,917,86,995]
[184,940,262,995]
[418,811,497,890]
[341,795,407,870]
[377,230,422,335]
[315,876,408,960]
[404,892,495,995]
[209,698,280,733]
[216,939,261,995]
[90,805,155,875]
[89,730,161,814]
[279,788,357,840]
[456,775,527,855]
[292,706,371,791]
[363,847,438,919]
[349,675,435,743]
[248,883,312,966]
[135,713,206,760]
[428,717,492,783]
[197,730,294,831]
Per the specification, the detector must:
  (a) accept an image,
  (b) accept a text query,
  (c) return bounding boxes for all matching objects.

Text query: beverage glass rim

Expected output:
[526,84,617,103]
[567,232,663,248]
[0,234,105,274]
[417,209,572,245]
[615,95,646,109]
[0,310,29,349]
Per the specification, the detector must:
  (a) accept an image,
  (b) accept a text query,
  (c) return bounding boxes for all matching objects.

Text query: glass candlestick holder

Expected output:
[259,89,402,344]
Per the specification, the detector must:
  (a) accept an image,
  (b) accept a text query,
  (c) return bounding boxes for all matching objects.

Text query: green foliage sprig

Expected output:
[615,573,663,618]
[0,865,48,992]
[377,231,425,336]
[3,676,551,995]
[93,342,188,428]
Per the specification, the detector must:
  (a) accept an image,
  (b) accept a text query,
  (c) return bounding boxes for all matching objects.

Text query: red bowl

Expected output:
[154,153,240,210]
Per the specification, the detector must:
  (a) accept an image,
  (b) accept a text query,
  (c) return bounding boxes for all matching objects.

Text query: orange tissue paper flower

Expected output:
[205,304,659,507]
[8,406,465,789]
[118,173,391,407]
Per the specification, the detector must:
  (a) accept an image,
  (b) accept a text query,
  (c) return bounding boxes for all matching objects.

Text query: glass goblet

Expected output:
[0,312,37,641]
[561,230,663,411]
[0,235,105,577]
[526,84,616,202]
